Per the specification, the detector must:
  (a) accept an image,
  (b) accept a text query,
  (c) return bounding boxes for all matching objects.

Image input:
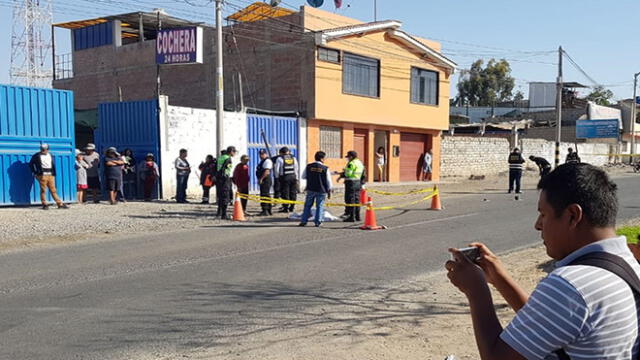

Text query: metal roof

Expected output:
[227,2,295,23]
[54,11,204,30]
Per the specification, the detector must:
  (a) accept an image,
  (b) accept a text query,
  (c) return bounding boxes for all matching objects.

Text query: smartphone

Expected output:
[454,246,481,262]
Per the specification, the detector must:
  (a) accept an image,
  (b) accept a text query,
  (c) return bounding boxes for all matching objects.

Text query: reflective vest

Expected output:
[508,152,525,171]
[282,154,296,177]
[216,154,232,177]
[256,158,270,178]
[344,159,365,180]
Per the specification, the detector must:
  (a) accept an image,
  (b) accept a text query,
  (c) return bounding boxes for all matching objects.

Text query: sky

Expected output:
[1,0,638,101]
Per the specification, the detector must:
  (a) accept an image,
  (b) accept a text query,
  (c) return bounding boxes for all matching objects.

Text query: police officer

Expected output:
[566,147,581,164]
[274,147,299,213]
[339,150,365,223]
[529,155,551,179]
[256,149,274,216]
[508,147,525,194]
[216,146,237,220]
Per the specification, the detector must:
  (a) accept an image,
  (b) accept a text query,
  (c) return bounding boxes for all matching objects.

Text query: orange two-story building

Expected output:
[226,4,456,182]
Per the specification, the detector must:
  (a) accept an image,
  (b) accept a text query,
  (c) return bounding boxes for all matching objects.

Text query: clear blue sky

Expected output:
[1,0,638,100]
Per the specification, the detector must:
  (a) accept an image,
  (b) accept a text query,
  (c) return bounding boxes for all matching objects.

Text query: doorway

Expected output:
[353,129,369,169]
[374,130,389,182]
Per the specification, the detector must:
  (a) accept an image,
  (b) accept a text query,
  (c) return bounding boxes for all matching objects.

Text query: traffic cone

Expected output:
[430,186,442,211]
[232,193,247,222]
[360,186,368,205]
[360,197,386,231]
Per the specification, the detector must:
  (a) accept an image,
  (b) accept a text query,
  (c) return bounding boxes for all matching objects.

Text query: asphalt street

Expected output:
[1,175,639,359]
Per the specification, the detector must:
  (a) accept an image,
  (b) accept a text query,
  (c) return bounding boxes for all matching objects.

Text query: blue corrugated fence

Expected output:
[247,115,298,192]
[0,85,76,206]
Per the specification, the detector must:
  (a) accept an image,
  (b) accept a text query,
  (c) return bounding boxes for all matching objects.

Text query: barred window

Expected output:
[411,67,438,105]
[320,126,342,159]
[343,53,380,98]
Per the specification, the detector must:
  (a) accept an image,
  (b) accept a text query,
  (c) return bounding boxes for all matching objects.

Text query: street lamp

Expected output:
[631,72,640,163]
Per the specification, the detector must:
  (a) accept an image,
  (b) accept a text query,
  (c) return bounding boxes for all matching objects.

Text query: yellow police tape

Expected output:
[237,188,439,211]
[367,187,435,196]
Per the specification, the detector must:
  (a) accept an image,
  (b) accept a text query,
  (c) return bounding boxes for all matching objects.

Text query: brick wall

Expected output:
[440,136,614,177]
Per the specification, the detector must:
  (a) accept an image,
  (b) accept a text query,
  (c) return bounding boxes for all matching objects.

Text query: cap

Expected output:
[345,150,358,158]
[259,149,268,155]
[146,153,155,158]
[40,143,49,150]
[75,149,82,156]
[85,143,96,151]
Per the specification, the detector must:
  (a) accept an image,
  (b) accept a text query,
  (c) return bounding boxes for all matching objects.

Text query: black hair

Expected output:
[124,148,133,156]
[377,146,385,153]
[537,163,618,227]
[180,149,187,154]
[280,147,289,154]
[206,155,214,162]
[315,151,326,162]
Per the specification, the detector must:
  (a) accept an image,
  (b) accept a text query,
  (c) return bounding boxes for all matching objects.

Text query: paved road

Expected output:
[1,176,639,359]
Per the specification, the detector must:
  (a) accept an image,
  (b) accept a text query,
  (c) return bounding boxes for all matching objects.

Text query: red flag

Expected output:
[334,0,342,9]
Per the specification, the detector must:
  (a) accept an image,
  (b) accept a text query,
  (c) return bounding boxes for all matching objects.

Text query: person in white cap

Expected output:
[29,143,68,210]
[104,147,125,205]
[75,149,90,204]
[83,143,101,203]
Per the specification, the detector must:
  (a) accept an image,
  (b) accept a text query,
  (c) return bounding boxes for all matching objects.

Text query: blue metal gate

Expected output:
[247,115,299,192]
[96,99,160,198]
[0,85,76,206]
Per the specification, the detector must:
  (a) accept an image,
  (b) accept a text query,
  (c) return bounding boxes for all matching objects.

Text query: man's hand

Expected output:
[445,248,488,296]
[469,242,509,286]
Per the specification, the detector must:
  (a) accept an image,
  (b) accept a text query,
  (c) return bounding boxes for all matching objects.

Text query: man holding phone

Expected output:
[446,163,640,359]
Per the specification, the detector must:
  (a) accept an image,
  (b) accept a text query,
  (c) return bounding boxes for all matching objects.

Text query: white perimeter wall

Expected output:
[158,96,248,200]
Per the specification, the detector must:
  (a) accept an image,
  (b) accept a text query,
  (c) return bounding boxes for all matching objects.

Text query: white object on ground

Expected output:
[288,209,339,222]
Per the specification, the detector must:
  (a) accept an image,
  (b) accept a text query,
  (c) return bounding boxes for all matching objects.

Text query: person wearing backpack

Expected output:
[445,163,640,360]
[199,155,216,204]
[140,153,159,202]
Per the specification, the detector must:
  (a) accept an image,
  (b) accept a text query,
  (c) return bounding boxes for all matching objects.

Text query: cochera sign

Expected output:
[156,27,203,65]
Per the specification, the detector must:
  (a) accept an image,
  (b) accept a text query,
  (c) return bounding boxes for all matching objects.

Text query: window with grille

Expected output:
[411,67,438,105]
[318,47,340,63]
[343,53,380,98]
[319,126,342,159]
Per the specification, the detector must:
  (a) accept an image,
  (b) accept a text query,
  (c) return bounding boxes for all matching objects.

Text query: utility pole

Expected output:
[555,46,563,168]
[216,0,225,155]
[373,0,377,21]
[631,72,639,163]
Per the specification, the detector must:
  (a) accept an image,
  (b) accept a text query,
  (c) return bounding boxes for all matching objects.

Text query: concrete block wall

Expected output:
[440,136,511,177]
[441,136,614,177]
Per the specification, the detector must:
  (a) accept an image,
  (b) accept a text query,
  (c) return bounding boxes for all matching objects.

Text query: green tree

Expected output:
[513,90,525,102]
[456,59,516,106]
[586,85,614,106]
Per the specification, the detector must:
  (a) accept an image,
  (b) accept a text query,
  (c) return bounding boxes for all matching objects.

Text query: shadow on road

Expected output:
[88,280,474,356]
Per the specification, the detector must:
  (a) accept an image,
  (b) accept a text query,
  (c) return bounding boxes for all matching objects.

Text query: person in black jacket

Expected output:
[508,148,525,194]
[299,151,332,227]
[29,143,68,210]
[529,155,552,179]
[199,155,216,204]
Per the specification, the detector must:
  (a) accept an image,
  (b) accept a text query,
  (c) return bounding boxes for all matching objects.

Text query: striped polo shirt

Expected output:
[501,236,640,359]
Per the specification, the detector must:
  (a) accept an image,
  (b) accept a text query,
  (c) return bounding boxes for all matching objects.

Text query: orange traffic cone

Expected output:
[360,186,368,205]
[430,186,442,211]
[232,193,247,221]
[360,197,386,231]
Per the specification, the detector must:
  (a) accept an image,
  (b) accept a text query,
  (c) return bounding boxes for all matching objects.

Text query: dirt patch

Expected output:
[170,245,550,360]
